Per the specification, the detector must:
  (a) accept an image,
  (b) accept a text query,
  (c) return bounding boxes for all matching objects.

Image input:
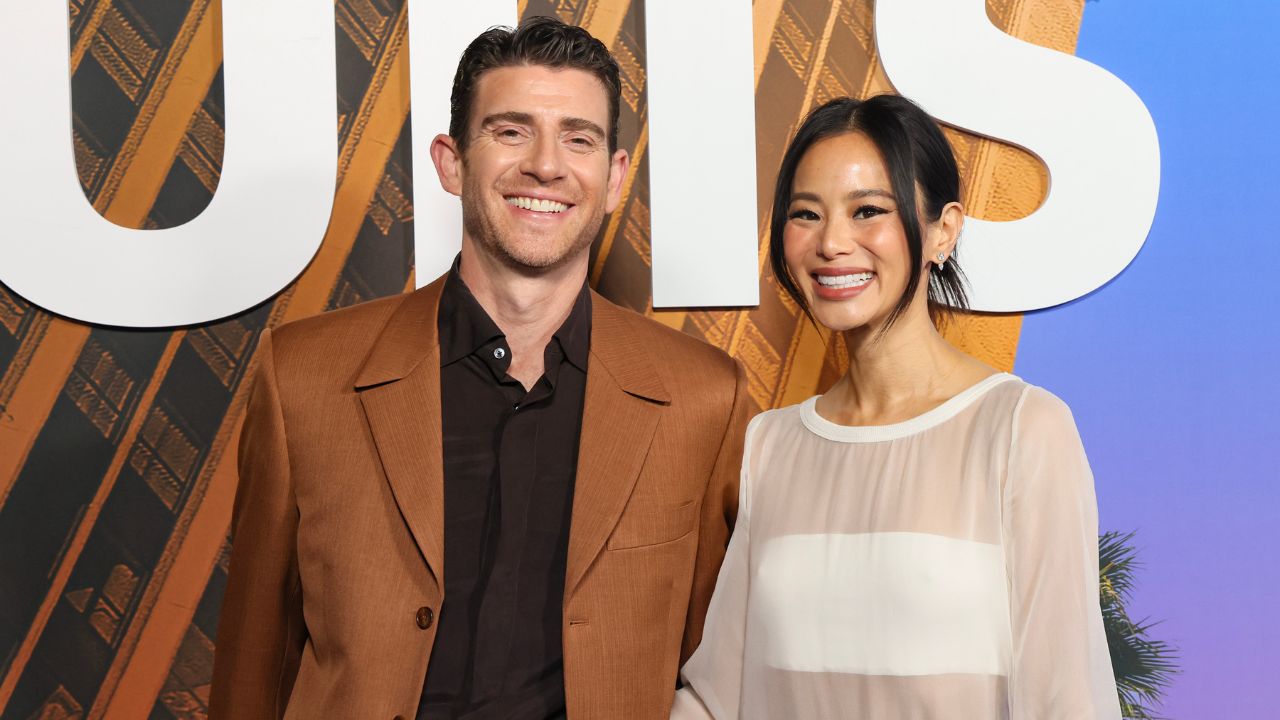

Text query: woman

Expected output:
[672,95,1120,719]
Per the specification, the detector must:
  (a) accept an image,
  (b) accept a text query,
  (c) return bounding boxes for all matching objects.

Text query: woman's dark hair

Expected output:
[450,16,622,154]
[768,94,969,329]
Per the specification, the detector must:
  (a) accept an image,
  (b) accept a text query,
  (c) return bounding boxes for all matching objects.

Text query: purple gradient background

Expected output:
[1013,1,1280,716]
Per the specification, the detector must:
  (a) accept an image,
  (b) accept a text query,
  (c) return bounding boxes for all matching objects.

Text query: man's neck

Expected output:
[457,240,588,389]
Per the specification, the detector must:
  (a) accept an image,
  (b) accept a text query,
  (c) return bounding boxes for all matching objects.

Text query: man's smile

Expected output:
[504,195,573,214]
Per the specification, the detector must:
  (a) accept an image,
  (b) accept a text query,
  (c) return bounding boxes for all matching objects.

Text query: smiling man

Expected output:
[209,16,749,720]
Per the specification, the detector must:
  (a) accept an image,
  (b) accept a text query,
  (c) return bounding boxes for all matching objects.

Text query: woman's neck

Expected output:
[819,306,995,426]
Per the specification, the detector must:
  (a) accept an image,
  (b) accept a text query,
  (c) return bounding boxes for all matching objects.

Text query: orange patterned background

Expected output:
[0,1,1082,716]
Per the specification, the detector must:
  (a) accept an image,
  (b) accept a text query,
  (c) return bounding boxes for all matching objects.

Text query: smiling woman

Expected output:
[671,94,1122,720]
[770,94,969,332]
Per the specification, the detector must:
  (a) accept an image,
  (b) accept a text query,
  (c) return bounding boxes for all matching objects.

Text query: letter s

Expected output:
[0,0,338,327]
[876,0,1160,311]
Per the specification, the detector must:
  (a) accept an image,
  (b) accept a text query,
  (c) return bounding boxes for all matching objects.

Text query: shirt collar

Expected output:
[555,282,592,373]
[437,256,591,372]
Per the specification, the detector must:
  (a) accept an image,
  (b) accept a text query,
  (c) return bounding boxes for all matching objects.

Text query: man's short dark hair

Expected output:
[450,16,622,154]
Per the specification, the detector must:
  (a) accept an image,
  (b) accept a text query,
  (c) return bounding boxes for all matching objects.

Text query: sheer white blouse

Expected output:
[674,373,1120,720]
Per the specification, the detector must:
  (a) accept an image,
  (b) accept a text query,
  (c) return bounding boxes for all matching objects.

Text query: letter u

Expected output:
[0,0,338,327]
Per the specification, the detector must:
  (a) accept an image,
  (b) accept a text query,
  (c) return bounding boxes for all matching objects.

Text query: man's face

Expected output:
[441,64,628,273]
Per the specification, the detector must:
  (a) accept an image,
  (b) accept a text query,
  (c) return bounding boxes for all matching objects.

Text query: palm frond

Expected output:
[1099,531,1179,720]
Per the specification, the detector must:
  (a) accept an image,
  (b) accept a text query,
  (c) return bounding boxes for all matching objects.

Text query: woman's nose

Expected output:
[817,219,856,259]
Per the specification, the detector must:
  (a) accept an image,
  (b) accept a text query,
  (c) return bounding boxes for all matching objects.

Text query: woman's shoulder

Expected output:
[958,374,1081,437]
[1009,381,1078,430]
[959,374,1074,424]
[930,374,1085,457]
[1001,381,1090,467]
[744,402,807,440]
[738,405,805,480]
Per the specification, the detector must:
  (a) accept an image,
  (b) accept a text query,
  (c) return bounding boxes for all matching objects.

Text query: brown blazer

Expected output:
[209,274,749,719]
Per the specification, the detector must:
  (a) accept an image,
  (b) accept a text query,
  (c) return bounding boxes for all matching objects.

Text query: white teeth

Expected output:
[506,196,569,213]
[816,272,874,289]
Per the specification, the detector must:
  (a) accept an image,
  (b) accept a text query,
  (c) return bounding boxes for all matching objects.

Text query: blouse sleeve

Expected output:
[671,415,763,720]
[1004,387,1121,719]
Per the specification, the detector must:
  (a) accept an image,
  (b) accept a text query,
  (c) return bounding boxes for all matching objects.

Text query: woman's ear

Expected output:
[932,201,965,262]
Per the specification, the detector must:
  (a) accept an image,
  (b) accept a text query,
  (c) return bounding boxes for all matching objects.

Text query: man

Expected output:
[210,16,749,720]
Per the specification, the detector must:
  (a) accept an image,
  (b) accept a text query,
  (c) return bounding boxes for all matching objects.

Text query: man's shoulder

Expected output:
[593,295,739,387]
[263,289,434,393]
[270,292,411,358]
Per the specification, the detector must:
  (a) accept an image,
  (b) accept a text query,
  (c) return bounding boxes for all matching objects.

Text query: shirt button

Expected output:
[493,347,506,359]
[415,606,434,629]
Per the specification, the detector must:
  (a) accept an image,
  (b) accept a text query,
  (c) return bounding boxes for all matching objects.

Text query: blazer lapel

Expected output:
[566,295,671,596]
[355,275,448,584]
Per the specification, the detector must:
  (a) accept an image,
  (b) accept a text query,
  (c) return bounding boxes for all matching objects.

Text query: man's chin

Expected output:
[487,238,590,276]
[481,227,598,271]
[462,205,603,276]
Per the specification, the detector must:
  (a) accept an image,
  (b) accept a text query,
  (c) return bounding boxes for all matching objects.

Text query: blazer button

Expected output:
[415,606,434,629]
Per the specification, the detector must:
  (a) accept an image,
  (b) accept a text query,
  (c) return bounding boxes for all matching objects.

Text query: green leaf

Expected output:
[1100,531,1180,719]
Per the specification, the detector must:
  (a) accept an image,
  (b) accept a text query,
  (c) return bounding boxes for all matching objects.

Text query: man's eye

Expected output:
[567,136,595,149]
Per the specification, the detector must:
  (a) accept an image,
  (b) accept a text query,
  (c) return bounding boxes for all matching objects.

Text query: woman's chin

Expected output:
[811,309,874,334]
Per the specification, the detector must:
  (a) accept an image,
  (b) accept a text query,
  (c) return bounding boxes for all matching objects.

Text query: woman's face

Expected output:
[783,132,932,334]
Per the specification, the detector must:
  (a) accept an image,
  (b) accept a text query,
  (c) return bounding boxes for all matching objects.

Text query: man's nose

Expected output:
[521,133,566,183]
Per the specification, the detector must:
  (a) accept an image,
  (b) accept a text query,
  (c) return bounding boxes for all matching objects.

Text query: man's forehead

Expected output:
[472,65,610,123]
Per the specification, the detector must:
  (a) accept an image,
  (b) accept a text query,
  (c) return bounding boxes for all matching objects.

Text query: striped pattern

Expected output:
[0,1,1083,717]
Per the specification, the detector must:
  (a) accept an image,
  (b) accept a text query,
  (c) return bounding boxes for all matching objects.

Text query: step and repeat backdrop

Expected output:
[0,0,1272,717]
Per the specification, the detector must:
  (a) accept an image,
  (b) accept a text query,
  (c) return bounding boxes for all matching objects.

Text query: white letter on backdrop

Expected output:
[408,1,517,284]
[647,0,760,307]
[877,0,1160,311]
[0,0,338,327]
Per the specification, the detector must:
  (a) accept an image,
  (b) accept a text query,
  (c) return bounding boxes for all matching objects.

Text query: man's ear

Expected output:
[604,148,631,214]
[431,133,464,197]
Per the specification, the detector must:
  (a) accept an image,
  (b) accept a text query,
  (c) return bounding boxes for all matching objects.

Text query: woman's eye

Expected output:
[853,205,888,219]
[788,209,819,221]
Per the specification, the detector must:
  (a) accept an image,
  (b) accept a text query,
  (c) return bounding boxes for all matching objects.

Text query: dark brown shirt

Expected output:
[418,265,590,720]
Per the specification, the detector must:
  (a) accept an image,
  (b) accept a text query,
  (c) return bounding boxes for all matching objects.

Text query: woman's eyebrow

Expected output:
[847,188,895,201]
[790,188,896,203]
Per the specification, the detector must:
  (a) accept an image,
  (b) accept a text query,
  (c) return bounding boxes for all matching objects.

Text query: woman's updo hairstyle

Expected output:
[769,94,969,328]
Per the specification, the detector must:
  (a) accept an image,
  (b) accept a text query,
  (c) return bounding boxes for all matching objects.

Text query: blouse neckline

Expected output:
[799,372,1018,443]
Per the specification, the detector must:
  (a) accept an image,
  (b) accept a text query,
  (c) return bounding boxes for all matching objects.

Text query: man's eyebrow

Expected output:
[479,112,605,140]
[480,111,535,128]
[560,116,606,138]
[789,189,897,203]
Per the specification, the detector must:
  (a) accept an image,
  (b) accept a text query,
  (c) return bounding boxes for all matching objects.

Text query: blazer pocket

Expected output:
[606,499,697,551]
